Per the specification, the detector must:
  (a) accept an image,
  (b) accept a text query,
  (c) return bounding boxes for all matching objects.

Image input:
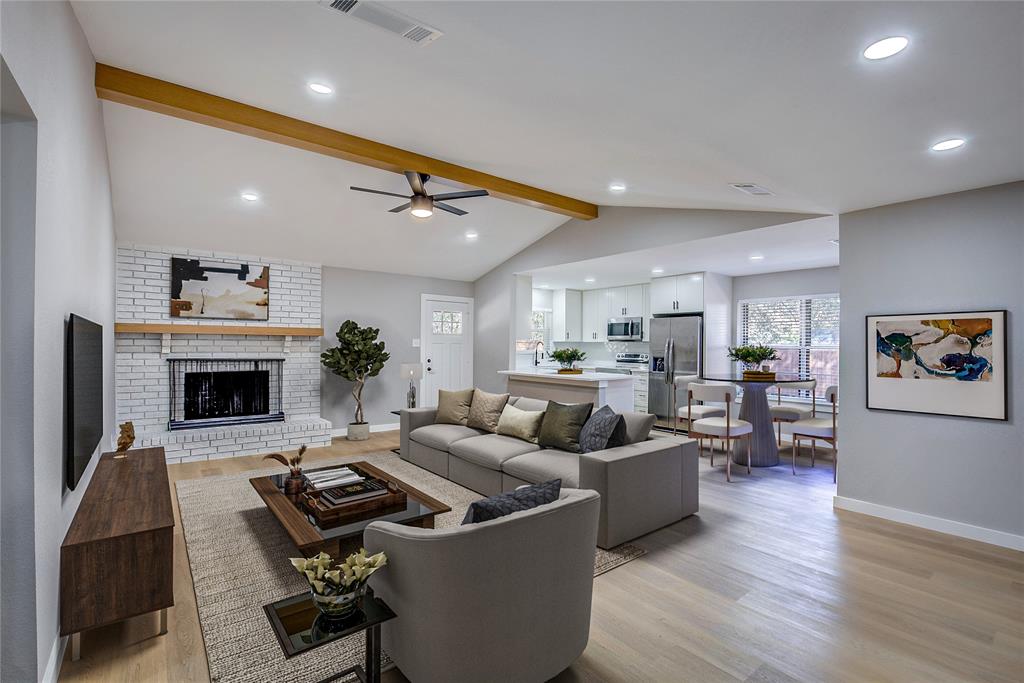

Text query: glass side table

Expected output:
[263,589,396,683]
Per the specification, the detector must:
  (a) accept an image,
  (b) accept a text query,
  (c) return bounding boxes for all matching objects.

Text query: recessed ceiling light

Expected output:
[863,36,909,60]
[749,254,765,261]
[538,283,550,288]
[651,267,664,275]
[308,82,333,95]
[584,277,596,283]
[608,182,627,193]
[240,191,260,202]
[464,230,479,241]
[931,138,966,152]
[690,275,702,281]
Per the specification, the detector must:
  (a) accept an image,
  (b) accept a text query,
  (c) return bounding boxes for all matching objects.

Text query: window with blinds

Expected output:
[737,294,839,398]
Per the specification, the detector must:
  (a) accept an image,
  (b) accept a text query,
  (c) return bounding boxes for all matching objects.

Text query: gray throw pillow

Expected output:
[496,403,545,443]
[620,411,656,444]
[579,405,627,453]
[462,479,562,524]
[467,389,510,433]
[435,388,475,426]
[538,401,593,453]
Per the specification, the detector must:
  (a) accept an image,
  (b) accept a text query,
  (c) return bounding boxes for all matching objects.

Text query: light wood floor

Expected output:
[59,433,1023,683]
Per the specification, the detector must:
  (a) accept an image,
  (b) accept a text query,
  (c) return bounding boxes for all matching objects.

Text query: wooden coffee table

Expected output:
[250,461,451,557]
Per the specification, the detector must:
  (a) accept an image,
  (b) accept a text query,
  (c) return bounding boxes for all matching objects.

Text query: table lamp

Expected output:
[400,363,423,408]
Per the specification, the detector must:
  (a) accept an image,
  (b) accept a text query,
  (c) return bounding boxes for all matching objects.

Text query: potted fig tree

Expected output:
[321,320,390,440]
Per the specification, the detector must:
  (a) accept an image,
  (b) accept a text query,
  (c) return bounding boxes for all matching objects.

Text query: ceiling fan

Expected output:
[350,171,489,218]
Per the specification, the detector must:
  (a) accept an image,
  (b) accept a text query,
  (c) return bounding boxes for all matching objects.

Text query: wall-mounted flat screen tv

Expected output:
[66,313,103,490]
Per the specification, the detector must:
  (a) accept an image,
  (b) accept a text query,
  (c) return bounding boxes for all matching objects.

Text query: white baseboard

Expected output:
[833,495,1024,551]
[41,634,66,683]
[331,422,400,438]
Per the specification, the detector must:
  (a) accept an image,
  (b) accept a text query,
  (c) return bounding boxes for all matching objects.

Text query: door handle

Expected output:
[663,339,672,385]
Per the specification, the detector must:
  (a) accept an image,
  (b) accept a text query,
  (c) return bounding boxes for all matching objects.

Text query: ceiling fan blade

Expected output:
[388,202,411,213]
[404,171,428,196]
[434,201,468,216]
[350,186,409,199]
[431,190,489,201]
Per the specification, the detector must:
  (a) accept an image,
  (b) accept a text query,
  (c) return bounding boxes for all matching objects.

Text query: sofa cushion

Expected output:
[409,423,486,451]
[510,396,549,412]
[435,388,475,426]
[502,450,580,488]
[620,411,656,444]
[450,434,541,470]
[496,403,545,443]
[578,405,627,453]
[467,389,510,433]
[461,479,562,525]
[538,401,593,453]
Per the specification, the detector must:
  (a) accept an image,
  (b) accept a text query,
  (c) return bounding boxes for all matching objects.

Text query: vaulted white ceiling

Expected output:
[73,1,1023,277]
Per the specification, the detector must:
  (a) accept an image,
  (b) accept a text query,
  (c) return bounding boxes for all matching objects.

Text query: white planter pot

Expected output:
[346,422,370,441]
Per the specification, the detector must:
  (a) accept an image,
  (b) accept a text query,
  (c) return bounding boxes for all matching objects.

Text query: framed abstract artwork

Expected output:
[170,257,270,320]
[866,310,1007,420]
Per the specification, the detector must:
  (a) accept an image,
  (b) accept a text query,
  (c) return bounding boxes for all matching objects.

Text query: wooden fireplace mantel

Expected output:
[114,322,324,337]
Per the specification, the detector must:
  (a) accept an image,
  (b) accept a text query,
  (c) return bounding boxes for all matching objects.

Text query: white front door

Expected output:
[420,295,473,407]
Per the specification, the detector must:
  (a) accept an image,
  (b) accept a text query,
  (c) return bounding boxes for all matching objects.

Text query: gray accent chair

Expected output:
[400,399,699,549]
[364,489,600,683]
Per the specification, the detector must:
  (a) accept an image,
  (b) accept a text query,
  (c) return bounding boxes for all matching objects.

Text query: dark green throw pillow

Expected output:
[538,401,593,453]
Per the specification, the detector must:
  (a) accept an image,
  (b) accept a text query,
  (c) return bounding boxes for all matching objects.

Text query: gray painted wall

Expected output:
[1,1,118,677]
[321,266,472,430]
[473,206,821,392]
[838,182,1023,538]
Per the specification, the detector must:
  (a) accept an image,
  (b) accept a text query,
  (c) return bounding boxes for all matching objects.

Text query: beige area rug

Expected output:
[175,450,646,683]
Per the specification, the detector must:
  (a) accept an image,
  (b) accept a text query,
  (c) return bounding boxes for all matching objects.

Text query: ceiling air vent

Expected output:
[318,0,443,46]
[730,183,775,196]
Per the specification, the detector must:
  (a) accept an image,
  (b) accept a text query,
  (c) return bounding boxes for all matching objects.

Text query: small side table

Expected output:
[263,590,396,683]
[390,410,402,455]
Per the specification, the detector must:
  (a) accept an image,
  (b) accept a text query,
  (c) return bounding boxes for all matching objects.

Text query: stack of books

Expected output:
[304,467,363,491]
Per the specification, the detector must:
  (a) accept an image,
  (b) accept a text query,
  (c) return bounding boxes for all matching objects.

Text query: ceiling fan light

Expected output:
[411,208,433,218]
[410,195,433,218]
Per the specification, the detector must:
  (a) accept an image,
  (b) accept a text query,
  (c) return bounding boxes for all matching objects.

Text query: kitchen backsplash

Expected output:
[551,340,649,364]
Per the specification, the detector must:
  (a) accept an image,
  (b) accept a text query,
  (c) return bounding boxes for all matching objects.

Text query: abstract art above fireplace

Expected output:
[171,257,270,320]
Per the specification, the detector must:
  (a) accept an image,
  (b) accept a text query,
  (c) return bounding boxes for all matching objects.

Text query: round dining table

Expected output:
[698,373,811,467]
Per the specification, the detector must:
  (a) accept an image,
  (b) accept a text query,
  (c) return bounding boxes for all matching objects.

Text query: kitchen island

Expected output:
[498,369,635,413]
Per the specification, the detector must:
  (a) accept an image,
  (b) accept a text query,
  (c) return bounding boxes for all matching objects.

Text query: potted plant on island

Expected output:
[290,548,388,620]
[727,344,780,380]
[549,347,587,374]
[321,320,390,441]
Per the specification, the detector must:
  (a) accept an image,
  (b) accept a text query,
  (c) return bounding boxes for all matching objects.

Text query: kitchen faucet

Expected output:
[534,341,545,366]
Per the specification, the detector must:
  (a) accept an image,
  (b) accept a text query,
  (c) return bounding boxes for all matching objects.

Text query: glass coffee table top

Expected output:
[264,590,396,658]
[699,373,811,384]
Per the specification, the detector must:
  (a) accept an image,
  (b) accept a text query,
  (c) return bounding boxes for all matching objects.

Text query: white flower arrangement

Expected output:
[289,549,388,596]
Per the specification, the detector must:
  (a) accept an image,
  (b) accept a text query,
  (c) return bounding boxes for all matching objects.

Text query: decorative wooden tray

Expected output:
[557,368,584,374]
[301,485,408,526]
[742,370,777,381]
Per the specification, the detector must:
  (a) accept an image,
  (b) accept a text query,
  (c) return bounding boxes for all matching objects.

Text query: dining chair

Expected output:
[687,383,753,482]
[790,385,838,482]
[769,379,817,445]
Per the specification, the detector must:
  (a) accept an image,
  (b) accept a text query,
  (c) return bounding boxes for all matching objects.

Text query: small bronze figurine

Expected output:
[114,421,135,459]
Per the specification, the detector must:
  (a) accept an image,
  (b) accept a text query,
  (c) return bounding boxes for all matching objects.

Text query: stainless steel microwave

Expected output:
[607,317,643,341]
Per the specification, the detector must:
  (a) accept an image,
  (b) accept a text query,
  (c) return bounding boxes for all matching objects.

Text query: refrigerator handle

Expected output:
[664,338,673,385]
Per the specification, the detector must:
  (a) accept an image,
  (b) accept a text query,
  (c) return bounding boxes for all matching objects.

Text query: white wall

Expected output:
[732,266,839,306]
[836,182,1023,548]
[473,206,820,392]
[1,1,117,678]
[320,266,472,430]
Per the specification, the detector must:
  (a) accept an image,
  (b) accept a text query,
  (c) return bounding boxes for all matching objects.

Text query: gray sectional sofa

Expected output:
[400,396,699,549]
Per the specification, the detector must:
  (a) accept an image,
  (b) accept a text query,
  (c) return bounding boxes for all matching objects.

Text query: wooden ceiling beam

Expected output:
[95,64,598,221]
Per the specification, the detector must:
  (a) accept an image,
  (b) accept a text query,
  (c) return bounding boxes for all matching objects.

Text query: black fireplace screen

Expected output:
[168,359,284,430]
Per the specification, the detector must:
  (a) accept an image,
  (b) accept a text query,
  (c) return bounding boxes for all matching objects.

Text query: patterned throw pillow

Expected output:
[435,388,475,426]
[578,405,627,453]
[467,389,510,433]
[461,479,562,525]
[537,401,594,453]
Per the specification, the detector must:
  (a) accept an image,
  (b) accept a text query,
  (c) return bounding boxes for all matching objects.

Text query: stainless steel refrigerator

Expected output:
[648,314,702,428]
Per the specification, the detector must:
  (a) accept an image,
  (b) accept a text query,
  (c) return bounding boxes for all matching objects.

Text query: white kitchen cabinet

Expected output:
[581,289,606,341]
[625,285,645,317]
[650,276,678,315]
[552,289,582,342]
[650,274,704,314]
[606,287,627,318]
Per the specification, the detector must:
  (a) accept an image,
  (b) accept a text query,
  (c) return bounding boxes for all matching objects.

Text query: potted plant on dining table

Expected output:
[728,344,780,380]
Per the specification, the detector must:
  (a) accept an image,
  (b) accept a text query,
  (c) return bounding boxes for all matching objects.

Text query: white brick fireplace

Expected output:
[115,243,332,463]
